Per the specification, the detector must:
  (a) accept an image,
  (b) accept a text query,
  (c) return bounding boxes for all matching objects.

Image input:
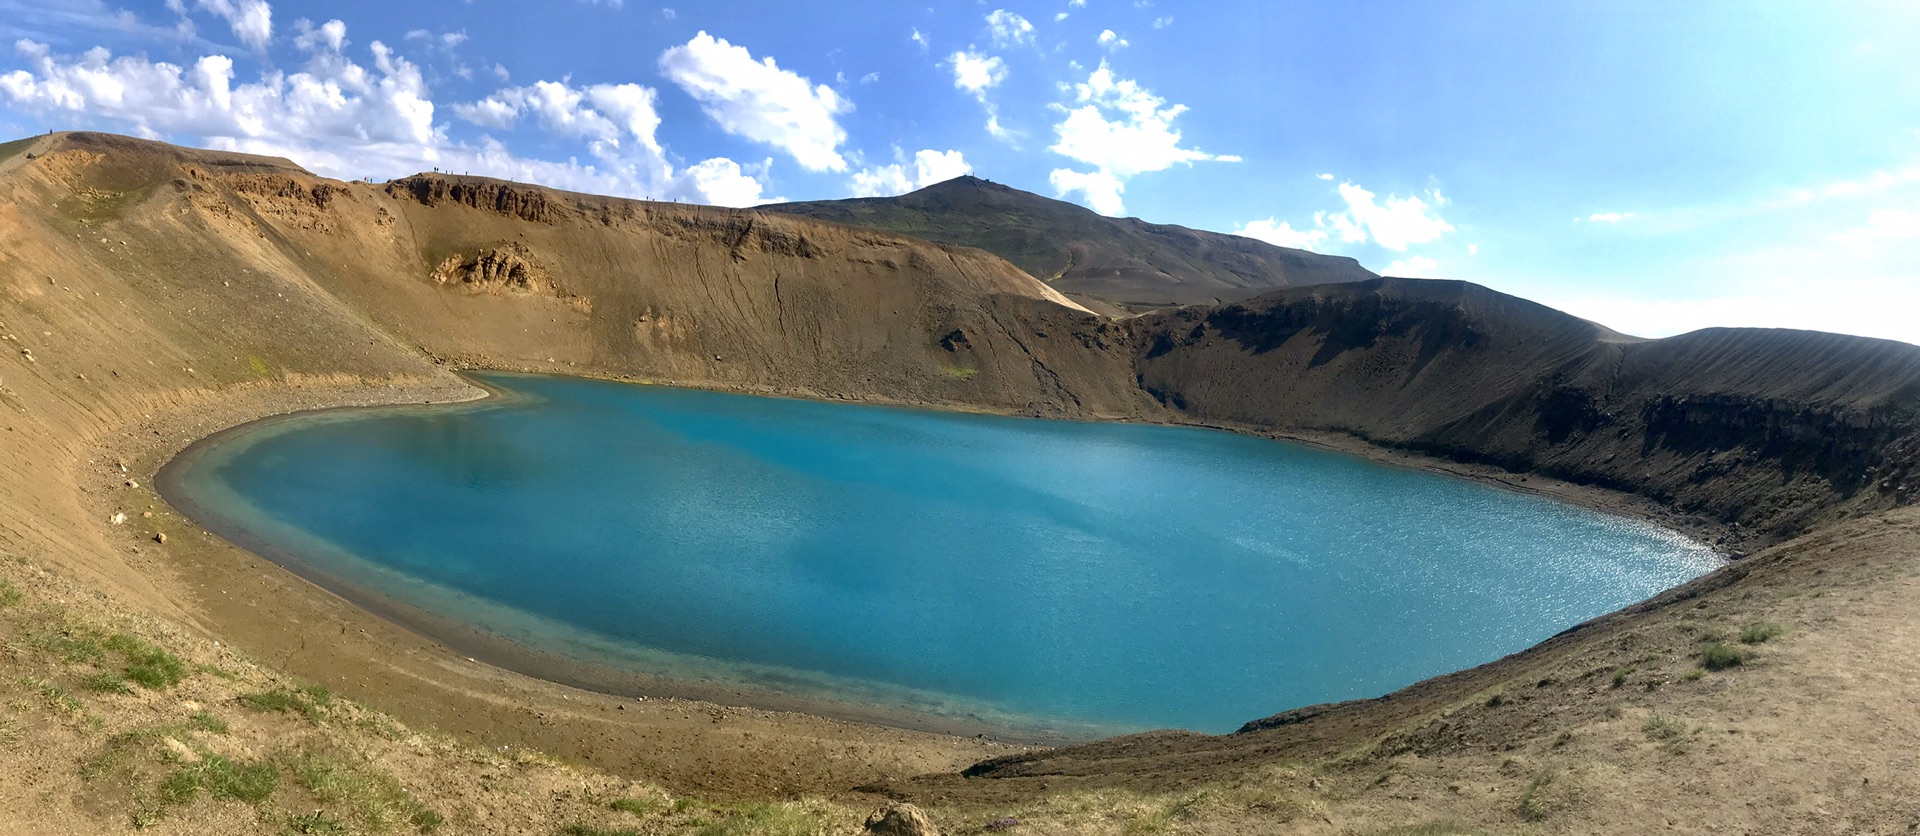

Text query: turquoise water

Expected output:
[165,373,1720,736]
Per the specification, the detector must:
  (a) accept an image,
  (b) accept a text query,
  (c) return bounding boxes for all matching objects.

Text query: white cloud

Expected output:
[660,7,676,19]
[1234,178,1455,256]
[1830,206,1920,243]
[1096,30,1128,50]
[1045,61,1236,215]
[449,77,777,206]
[986,10,1034,47]
[0,36,768,207]
[1070,0,1086,7]
[948,50,1011,139]
[659,31,850,172]
[850,148,972,197]
[682,157,770,206]
[193,0,271,50]
[1384,255,1439,276]
[291,17,344,53]
[1,34,434,147]
[1055,12,1069,21]
[910,28,928,49]
[1049,168,1125,216]
[948,50,1006,94]
[1316,172,1334,180]
[1586,212,1629,223]
[1320,182,1454,251]
[1152,16,1173,28]
[1232,218,1328,251]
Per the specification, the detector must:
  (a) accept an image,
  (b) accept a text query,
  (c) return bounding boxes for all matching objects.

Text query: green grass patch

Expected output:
[1610,666,1635,689]
[237,685,333,722]
[287,812,351,835]
[21,675,87,715]
[202,754,281,803]
[1701,641,1747,671]
[607,797,665,817]
[0,578,21,607]
[690,802,828,836]
[281,748,442,833]
[0,136,34,165]
[187,711,229,734]
[1364,824,1486,836]
[104,634,188,690]
[1739,621,1787,644]
[79,670,132,694]
[32,628,108,665]
[1642,714,1693,751]
[1516,772,1553,821]
[942,365,979,380]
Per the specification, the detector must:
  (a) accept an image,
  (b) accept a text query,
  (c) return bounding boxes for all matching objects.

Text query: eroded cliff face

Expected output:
[1130,280,1920,541]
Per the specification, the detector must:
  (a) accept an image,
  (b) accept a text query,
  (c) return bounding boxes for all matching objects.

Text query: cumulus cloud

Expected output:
[0,35,770,207]
[910,28,929,49]
[1097,29,1128,50]
[1046,61,1237,215]
[1234,179,1455,255]
[291,17,344,53]
[948,50,1012,140]
[193,0,272,50]
[1,34,433,147]
[986,10,1034,47]
[1320,182,1454,251]
[948,50,1006,93]
[1048,168,1126,216]
[681,157,770,206]
[1233,218,1328,251]
[1335,185,1455,250]
[452,77,781,206]
[1384,255,1439,276]
[850,148,972,197]
[659,31,850,172]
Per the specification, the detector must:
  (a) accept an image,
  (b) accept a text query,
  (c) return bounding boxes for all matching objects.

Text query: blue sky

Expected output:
[4,1,1920,344]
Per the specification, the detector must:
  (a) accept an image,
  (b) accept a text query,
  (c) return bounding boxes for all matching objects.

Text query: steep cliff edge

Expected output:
[1131,279,1920,542]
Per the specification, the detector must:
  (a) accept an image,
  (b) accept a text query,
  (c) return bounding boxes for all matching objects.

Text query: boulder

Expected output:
[863,802,940,836]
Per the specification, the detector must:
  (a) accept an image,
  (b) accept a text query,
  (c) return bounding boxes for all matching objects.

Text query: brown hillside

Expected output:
[1131,278,1920,544]
[766,175,1378,310]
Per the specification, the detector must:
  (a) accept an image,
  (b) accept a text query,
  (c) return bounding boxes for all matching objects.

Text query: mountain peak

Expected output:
[766,179,1375,310]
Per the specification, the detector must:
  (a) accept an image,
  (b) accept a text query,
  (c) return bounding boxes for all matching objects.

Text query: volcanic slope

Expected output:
[766,174,1377,311]
[1129,278,1920,544]
[3,132,1920,834]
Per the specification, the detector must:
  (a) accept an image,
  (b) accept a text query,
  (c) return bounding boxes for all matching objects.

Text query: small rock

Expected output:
[125,479,139,488]
[110,513,126,526]
[864,804,939,836]
[142,511,153,519]
[154,532,167,544]
[163,737,201,764]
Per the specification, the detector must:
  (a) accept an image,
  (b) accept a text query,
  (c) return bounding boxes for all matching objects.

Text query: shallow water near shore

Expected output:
[164,372,1721,736]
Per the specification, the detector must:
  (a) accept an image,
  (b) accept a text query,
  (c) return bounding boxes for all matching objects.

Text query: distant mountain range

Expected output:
[765,175,1376,312]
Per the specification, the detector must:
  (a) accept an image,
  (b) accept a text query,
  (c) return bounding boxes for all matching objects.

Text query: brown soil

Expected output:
[2,131,1918,834]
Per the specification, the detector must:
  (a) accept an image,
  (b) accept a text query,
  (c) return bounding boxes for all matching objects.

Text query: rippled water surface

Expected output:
[166,373,1720,735]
